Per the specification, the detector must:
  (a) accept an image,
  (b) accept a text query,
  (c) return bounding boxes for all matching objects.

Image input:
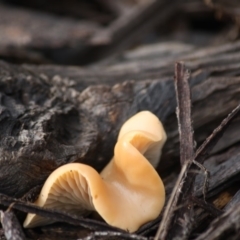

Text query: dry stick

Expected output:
[0,193,122,232]
[154,162,189,240]
[0,193,148,240]
[155,62,195,240]
[174,62,195,167]
[195,104,240,164]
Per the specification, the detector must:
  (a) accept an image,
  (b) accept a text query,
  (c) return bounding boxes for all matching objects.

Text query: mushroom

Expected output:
[23,111,167,232]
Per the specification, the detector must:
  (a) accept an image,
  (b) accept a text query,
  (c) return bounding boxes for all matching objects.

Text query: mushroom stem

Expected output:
[99,131,165,231]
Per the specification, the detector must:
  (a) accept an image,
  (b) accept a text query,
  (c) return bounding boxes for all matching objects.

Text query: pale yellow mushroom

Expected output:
[23,111,166,232]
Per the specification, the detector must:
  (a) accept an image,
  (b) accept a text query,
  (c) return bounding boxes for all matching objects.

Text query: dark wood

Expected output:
[174,62,194,166]
[0,209,26,240]
[195,145,240,198]
[195,203,240,240]
[224,189,240,211]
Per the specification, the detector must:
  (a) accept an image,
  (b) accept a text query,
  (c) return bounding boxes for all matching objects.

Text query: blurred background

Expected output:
[0,0,239,66]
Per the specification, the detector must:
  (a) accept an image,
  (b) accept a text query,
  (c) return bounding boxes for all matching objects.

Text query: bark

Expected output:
[1,41,240,199]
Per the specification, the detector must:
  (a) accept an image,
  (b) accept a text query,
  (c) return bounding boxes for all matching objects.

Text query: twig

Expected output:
[155,62,195,240]
[175,61,194,166]
[154,162,189,239]
[0,193,123,232]
[195,104,240,164]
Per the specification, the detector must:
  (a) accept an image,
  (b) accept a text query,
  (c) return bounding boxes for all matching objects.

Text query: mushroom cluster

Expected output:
[23,111,167,232]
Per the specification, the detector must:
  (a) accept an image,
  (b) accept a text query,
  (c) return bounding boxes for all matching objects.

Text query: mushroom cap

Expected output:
[117,111,167,167]
[23,163,104,228]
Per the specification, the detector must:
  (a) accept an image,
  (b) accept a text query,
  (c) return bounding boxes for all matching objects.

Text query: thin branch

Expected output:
[195,104,240,164]
[155,61,195,239]
[0,193,122,232]
[175,61,195,166]
[154,162,189,239]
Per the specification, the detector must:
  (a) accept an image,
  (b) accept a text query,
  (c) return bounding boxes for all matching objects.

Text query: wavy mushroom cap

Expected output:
[23,163,104,228]
[117,111,167,167]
